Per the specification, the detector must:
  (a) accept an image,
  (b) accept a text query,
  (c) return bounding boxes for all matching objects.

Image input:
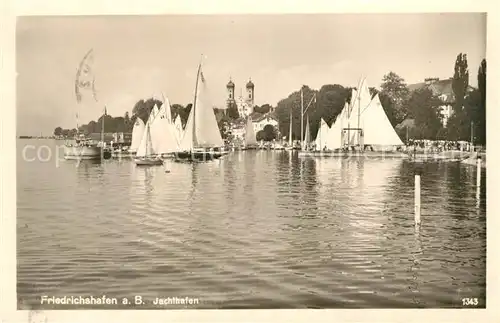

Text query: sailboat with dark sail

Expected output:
[175,58,224,162]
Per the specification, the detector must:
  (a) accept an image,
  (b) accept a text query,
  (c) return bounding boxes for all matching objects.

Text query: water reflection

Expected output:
[17,140,486,308]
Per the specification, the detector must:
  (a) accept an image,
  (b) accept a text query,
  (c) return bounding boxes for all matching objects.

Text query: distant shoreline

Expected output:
[18,136,57,139]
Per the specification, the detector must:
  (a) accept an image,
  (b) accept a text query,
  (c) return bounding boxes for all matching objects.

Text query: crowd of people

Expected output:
[406,139,473,153]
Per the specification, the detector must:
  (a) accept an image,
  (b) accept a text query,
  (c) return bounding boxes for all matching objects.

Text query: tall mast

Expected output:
[192,58,203,149]
[347,96,351,150]
[358,79,362,150]
[300,88,304,150]
[470,121,474,152]
[305,113,310,147]
[289,109,293,146]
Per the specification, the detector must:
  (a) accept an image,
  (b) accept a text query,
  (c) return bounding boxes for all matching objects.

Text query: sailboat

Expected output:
[243,116,258,150]
[300,77,406,158]
[175,59,224,162]
[128,117,146,155]
[134,110,163,166]
[285,109,294,151]
[314,118,330,151]
[324,102,348,151]
[173,114,184,145]
[303,114,311,150]
[150,97,179,158]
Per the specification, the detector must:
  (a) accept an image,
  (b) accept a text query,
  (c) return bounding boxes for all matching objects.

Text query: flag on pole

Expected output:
[200,70,205,83]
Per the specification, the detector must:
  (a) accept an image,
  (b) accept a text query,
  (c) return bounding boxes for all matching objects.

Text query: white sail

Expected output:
[173,115,184,144]
[314,118,330,151]
[245,117,257,146]
[129,117,145,152]
[326,102,348,150]
[150,104,159,121]
[136,110,156,157]
[179,105,194,151]
[178,64,223,151]
[304,115,311,145]
[361,94,404,146]
[150,100,179,154]
[163,97,173,125]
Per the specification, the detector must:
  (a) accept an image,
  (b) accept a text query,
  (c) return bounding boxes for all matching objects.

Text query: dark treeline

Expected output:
[55,53,486,146]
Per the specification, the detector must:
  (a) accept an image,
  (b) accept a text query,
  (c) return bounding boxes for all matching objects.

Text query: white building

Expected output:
[229,112,279,142]
[251,113,279,134]
[235,95,253,119]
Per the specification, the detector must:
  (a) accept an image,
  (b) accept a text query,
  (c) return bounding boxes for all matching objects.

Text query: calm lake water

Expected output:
[17,139,486,309]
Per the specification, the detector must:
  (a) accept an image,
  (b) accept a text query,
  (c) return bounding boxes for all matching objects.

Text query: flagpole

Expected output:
[300,88,304,150]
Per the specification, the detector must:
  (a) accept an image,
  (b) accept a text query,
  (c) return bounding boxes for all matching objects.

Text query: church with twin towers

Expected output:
[226,77,254,118]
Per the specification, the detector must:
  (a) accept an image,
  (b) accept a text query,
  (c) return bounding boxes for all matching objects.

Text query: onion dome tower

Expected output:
[226,77,235,109]
[246,78,254,107]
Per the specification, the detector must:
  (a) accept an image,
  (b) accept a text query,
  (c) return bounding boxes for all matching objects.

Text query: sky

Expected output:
[16,13,486,136]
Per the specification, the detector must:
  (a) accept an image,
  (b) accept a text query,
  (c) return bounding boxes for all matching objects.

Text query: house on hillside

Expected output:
[408,77,475,127]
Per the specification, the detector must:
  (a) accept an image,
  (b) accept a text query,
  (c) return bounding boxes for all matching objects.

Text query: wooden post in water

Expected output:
[414,172,421,226]
[476,156,482,188]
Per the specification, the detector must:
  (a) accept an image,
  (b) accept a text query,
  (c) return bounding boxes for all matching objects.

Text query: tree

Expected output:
[452,53,469,112]
[380,71,410,124]
[447,53,471,141]
[369,87,379,98]
[379,92,399,127]
[132,98,163,124]
[53,127,63,136]
[315,84,350,130]
[260,124,277,141]
[477,58,486,145]
[226,101,240,119]
[254,104,273,114]
[124,111,131,131]
[406,88,443,139]
[256,130,265,142]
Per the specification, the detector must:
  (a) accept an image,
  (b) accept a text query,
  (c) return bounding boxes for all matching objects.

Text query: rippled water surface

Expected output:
[17,139,486,309]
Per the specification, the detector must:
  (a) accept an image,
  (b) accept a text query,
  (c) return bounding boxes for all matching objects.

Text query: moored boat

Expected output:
[302,77,405,158]
[174,58,225,163]
[134,110,164,166]
[64,136,102,160]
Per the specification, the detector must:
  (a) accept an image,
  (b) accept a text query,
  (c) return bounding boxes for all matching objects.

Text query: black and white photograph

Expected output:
[1,2,496,320]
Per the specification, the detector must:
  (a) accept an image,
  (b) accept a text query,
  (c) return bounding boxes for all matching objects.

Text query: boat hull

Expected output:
[134,157,164,166]
[112,150,134,158]
[174,151,223,162]
[298,150,409,158]
[64,145,102,160]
